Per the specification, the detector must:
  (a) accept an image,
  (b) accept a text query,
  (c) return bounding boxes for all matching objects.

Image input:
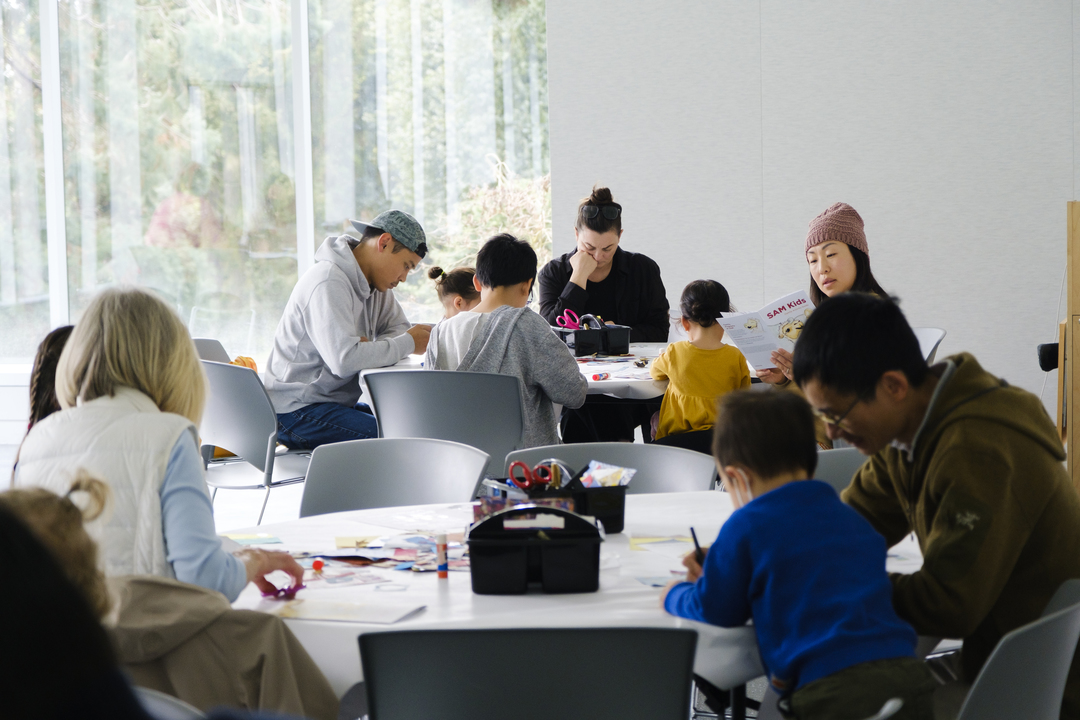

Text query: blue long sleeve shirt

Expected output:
[665,480,916,692]
[159,436,247,601]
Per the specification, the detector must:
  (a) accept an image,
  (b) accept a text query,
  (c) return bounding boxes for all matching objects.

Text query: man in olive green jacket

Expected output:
[792,293,1080,719]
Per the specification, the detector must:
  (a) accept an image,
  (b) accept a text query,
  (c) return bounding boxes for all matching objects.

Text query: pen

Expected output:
[690,527,704,565]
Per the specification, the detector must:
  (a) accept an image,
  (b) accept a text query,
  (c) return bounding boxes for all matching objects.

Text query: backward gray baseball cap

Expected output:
[351,210,428,258]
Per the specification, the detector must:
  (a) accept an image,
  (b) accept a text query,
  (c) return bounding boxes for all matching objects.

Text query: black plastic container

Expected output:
[553,326,602,356]
[468,506,602,595]
[531,484,627,534]
[601,324,632,355]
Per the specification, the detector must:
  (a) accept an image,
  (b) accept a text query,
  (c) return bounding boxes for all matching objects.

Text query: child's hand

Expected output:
[659,578,683,608]
[682,546,708,583]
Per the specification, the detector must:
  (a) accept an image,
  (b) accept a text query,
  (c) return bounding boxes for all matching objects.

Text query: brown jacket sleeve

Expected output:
[841,453,913,549]
[886,437,1050,639]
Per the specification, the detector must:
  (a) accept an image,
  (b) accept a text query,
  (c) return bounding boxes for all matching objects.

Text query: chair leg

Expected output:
[257,486,271,525]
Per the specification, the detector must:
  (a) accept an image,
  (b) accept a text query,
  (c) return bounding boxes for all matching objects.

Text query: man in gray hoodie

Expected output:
[265,210,431,450]
[426,234,587,447]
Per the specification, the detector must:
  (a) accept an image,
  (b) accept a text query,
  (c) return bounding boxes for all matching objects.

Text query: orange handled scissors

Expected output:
[508,461,555,491]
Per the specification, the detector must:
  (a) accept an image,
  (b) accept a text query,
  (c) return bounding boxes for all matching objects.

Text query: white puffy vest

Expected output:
[15,387,198,579]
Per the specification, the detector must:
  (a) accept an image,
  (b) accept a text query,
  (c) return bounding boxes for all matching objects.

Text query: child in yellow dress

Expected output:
[650,280,750,453]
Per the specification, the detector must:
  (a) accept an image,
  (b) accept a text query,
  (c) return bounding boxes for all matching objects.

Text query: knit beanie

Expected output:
[805,202,868,257]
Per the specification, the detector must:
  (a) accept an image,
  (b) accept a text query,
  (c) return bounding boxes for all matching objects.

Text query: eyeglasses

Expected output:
[580,204,621,220]
[812,395,863,429]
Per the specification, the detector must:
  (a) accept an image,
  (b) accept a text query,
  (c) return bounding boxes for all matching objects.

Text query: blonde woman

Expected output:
[14,287,302,600]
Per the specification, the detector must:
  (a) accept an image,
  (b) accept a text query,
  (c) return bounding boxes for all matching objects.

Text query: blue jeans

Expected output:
[277,402,378,450]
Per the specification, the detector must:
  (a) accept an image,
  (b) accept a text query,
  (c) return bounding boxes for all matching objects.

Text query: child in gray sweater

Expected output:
[426,234,587,447]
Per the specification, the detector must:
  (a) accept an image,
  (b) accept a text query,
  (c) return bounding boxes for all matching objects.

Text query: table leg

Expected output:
[731,684,747,720]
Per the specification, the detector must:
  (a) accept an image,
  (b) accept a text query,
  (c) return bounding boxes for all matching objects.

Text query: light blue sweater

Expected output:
[160,436,247,601]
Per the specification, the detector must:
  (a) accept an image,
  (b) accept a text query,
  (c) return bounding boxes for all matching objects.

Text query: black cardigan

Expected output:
[537,248,669,343]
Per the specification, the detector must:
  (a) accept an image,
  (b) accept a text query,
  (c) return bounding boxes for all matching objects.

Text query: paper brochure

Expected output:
[719,290,814,370]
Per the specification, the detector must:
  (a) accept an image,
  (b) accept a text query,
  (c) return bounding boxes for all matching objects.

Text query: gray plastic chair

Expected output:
[192,337,231,363]
[199,360,309,524]
[359,627,697,720]
[815,447,867,495]
[299,437,489,517]
[505,442,717,493]
[912,327,947,364]
[134,687,206,720]
[364,370,524,477]
[947,596,1080,720]
[1043,578,1080,617]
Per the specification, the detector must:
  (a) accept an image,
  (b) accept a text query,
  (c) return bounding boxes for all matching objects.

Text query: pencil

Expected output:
[690,527,704,565]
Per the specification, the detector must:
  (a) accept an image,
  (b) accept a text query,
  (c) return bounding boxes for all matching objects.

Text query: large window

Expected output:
[0,2,48,360]
[1,0,550,364]
[308,0,550,322]
[58,0,297,361]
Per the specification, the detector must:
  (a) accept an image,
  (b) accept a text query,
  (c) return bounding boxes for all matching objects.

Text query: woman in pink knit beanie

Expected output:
[803,202,885,306]
[758,202,887,385]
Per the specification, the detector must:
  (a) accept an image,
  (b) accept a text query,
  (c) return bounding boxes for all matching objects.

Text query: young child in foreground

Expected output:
[649,280,749,453]
[662,390,936,720]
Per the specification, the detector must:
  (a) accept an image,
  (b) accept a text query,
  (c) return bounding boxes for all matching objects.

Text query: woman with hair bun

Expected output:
[428,265,480,318]
[649,280,750,454]
[538,185,669,442]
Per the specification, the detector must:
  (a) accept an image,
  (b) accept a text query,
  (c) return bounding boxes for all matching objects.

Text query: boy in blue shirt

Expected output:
[663,390,936,720]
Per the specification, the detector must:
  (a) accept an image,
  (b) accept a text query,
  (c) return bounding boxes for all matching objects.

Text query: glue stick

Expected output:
[436,534,448,579]
[591,373,610,381]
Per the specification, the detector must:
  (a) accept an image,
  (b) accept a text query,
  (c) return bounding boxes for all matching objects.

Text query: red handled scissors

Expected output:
[556,309,581,330]
[509,461,555,491]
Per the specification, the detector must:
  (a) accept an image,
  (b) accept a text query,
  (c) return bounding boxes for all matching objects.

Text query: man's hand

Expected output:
[237,549,305,595]
[568,249,598,289]
[407,324,432,354]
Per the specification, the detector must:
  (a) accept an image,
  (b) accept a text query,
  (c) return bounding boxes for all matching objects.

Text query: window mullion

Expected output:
[39,0,69,327]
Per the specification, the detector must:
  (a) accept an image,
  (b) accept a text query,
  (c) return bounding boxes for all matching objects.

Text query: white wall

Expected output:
[547,0,1073,405]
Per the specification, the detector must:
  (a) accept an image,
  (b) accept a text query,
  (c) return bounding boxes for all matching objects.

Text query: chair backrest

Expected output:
[506,442,716,494]
[1043,579,1080,617]
[192,337,231,363]
[912,327,947,364]
[360,627,697,720]
[134,686,207,720]
[364,370,524,477]
[956,599,1080,720]
[300,438,489,517]
[200,360,277,474]
[815,447,867,495]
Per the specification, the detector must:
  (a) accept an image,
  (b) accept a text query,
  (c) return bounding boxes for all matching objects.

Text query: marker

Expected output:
[591,373,610,381]
[436,534,448,579]
[690,527,704,565]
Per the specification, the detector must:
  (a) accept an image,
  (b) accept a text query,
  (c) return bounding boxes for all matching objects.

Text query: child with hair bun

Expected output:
[649,280,750,454]
[428,265,480,318]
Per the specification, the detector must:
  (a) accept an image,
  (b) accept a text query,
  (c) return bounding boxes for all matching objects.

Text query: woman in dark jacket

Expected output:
[537,186,669,442]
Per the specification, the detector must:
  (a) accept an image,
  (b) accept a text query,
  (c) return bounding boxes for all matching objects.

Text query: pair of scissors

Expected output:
[556,309,581,330]
[509,461,555,491]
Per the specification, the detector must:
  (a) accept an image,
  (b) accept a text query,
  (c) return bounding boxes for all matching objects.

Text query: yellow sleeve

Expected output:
[649,347,671,381]
[735,350,751,389]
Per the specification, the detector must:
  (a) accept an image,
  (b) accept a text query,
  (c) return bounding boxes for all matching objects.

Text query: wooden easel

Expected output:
[1065,202,1080,487]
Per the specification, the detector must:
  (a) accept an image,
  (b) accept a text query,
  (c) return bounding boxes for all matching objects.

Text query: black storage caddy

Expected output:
[534,484,627,534]
[468,506,603,595]
[554,326,602,356]
[601,324,631,355]
[553,323,632,357]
